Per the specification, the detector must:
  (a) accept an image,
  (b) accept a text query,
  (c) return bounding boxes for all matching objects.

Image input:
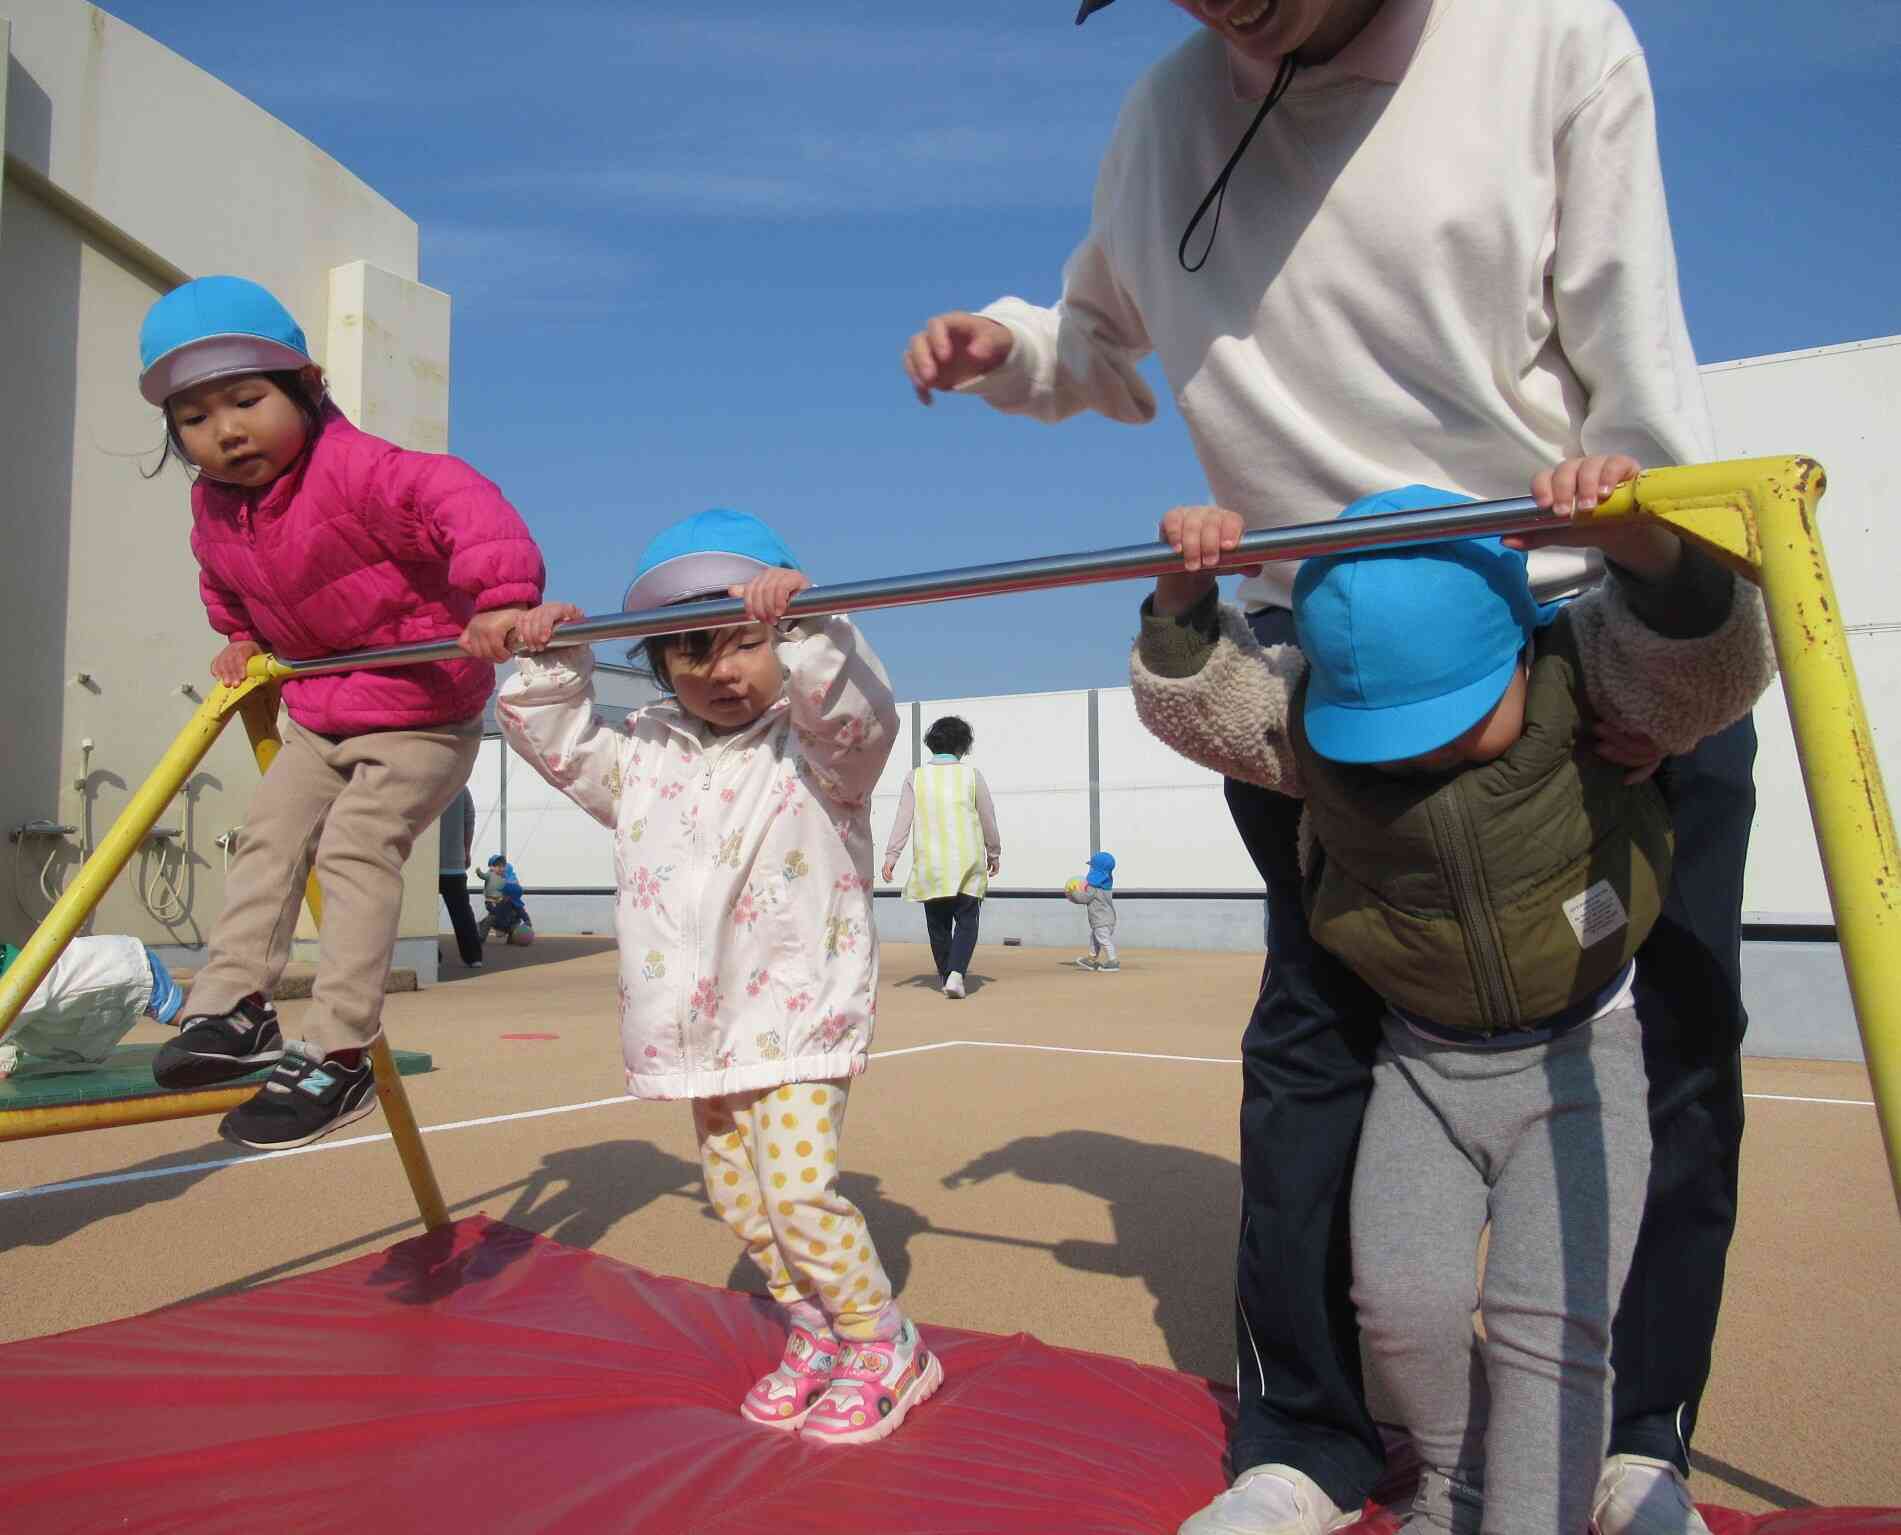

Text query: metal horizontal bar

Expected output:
[281,494,1556,678]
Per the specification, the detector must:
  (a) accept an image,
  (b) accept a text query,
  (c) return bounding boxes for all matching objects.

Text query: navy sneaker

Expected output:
[152,994,283,1088]
[219,1044,378,1150]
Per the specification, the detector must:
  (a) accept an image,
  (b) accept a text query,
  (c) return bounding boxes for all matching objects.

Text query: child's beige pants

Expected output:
[694,1080,895,1341]
[185,715,481,1056]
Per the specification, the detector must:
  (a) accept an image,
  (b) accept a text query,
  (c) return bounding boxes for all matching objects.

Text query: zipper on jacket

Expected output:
[1426,789,1517,1030]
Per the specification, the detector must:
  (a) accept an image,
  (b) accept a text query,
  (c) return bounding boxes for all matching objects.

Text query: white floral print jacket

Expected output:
[496,618,898,1100]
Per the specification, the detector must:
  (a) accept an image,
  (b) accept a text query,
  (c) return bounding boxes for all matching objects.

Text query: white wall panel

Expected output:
[1096,688,1262,889]
[1702,338,1901,923]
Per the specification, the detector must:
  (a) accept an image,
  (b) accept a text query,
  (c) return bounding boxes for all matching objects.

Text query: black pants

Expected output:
[1225,607,1756,1505]
[923,895,982,979]
[439,874,483,966]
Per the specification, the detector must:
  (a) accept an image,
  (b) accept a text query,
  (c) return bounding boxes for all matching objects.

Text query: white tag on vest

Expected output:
[1563,880,1629,949]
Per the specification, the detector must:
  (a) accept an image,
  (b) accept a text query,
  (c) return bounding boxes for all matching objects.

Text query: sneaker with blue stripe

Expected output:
[218,1043,378,1150]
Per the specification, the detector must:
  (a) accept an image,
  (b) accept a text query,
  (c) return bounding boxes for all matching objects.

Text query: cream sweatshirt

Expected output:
[965,0,1713,609]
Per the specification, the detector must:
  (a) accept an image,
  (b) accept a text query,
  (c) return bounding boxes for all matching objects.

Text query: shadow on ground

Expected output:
[433,933,618,983]
[893,971,996,996]
[943,1128,1236,1379]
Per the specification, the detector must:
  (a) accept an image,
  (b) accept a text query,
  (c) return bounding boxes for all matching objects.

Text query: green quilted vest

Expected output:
[1292,616,1673,1034]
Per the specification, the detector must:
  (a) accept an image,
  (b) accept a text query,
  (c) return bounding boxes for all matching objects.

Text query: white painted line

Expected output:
[878,1038,1245,1067]
[0,1048,1873,1205]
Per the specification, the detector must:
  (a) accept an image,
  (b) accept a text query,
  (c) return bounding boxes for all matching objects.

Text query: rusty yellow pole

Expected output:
[0,671,280,1043]
[232,674,450,1231]
[1605,457,1901,1215]
[4,656,451,1230]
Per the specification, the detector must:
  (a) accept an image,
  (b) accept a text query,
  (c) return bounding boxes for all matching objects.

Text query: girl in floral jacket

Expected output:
[498,509,941,1446]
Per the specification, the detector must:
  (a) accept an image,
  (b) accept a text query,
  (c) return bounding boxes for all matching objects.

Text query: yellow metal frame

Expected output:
[1590,456,1899,1213]
[0,454,1895,1220]
[0,657,448,1226]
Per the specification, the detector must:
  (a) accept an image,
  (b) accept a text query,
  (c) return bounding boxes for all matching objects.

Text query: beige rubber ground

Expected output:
[4,937,1895,1514]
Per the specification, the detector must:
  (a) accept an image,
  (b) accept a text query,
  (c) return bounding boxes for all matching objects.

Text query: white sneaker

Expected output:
[1178,1463,1352,1535]
[1592,1455,1711,1535]
[943,971,966,999]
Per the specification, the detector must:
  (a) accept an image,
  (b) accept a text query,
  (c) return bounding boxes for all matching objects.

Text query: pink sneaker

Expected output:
[799,1317,943,1446]
[740,1317,840,1431]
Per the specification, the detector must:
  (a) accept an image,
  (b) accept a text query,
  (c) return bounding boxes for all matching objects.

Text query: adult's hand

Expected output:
[903,312,1014,405]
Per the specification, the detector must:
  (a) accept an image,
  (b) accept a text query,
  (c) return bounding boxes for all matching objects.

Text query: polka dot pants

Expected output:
[693,1080,895,1342]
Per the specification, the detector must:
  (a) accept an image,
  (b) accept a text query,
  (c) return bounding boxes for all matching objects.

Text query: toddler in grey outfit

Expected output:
[1068,851,1119,972]
[1132,483,1775,1533]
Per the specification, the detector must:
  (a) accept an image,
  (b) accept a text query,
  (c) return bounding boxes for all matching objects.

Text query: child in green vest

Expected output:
[1130,475,1775,1535]
[0,936,184,1078]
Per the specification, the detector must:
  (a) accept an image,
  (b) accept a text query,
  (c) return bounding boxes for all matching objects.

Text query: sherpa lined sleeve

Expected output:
[495,645,624,828]
[780,617,900,809]
[1130,590,1306,795]
[1569,551,1777,756]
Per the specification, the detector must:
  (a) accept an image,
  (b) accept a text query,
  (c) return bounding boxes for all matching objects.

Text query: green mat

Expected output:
[0,1045,434,1110]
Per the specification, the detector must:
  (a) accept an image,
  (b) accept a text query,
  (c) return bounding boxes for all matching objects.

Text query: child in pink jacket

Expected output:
[499,509,943,1446]
[138,276,545,1150]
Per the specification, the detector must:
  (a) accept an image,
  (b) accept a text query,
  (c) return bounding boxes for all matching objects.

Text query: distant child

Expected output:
[0,936,183,1078]
[478,854,535,946]
[1067,852,1119,972]
[1131,478,1775,1534]
[498,509,943,1444]
[137,276,544,1149]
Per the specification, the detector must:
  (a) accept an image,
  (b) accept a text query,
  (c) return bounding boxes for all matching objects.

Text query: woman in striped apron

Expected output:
[881,716,1001,998]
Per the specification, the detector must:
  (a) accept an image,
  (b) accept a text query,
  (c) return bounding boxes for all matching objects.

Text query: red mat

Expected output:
[0,1216,1891,1534]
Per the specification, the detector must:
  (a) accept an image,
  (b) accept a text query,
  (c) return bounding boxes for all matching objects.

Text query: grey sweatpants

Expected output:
[1350,1007,1652,1535]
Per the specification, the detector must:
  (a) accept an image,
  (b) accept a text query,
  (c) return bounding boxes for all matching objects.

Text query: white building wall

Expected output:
[1,2,456,981]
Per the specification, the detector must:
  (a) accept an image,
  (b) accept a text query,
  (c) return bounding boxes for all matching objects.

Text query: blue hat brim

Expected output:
[623,551,776,613]
[139,335,314,407]
[1303,647,1523,767]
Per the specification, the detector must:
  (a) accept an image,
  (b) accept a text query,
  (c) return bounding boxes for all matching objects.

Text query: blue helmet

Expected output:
[138,276,314,407]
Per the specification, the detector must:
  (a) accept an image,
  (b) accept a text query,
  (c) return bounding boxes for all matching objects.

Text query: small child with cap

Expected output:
[134,276,544,1150]
[1130,475,1776,1534]
[497,509,943,1445]
[477,854,534,946]
[1067,851,1119,972]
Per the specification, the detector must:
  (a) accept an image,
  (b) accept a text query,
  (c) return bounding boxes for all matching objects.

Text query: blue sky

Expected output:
[104,1,1901,699]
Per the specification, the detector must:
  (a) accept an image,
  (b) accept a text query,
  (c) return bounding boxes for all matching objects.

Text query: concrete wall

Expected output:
[1,2,452,982]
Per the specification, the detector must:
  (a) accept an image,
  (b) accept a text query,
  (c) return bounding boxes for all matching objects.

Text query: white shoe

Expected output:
[1178,1463,1351,1535]
[943,971,965,998]
[1592,1455,1711,1535]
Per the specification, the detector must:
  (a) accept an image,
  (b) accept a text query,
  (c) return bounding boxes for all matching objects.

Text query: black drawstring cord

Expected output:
[1178,53,1299,273]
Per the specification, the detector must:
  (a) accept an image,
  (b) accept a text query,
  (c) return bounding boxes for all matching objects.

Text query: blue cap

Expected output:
[139,276,313,407]
[623,509,800,612]
[1293,486,1541,766]
[1087,851,1116,889]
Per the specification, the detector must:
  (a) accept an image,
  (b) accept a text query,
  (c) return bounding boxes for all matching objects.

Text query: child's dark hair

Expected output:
[627,592,731,695]
[143,370,325,479]
[924,715,974,757]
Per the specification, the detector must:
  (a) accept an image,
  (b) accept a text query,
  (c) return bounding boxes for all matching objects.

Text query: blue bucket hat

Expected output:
[623,509,801,613]
[1087,851,1116,890]
[1293,486,1544,766]
[139,276,314,407]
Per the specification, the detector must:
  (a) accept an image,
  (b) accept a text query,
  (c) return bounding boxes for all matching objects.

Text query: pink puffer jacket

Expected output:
[190,404,545,735]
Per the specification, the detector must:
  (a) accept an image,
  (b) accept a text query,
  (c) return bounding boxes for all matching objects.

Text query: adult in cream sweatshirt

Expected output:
[903,4,1750,1533]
